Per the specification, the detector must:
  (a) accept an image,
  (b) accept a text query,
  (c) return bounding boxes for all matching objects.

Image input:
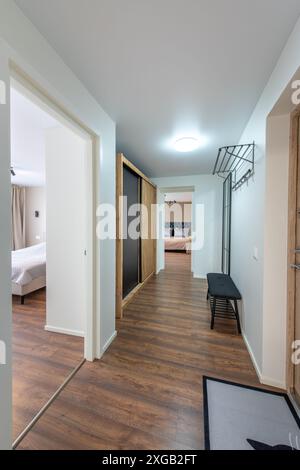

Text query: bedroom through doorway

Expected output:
[10,79,89,445]
[164,191,193,272]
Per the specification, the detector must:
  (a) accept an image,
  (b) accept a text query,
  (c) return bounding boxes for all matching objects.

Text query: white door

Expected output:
[45,126,87,343]
[0,41,13,449]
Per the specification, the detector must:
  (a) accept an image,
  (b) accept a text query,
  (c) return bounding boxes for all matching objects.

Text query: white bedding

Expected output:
[165,236,191,251]
[12,243,46,286]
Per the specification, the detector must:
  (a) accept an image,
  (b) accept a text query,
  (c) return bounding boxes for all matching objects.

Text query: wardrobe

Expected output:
[116,153,156,319]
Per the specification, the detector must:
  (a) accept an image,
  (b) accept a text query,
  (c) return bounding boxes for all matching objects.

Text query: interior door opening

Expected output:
[10,72,95,447]
[163,190,193,273]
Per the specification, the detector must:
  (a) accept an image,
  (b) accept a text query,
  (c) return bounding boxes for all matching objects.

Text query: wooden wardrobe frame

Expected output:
[116,153,157,319]
[286,104,300,394]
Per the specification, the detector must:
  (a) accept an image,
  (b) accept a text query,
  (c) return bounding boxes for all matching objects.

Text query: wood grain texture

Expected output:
[116,153,156,318]
[295,116,300,403]
[18,254,262,450]
[13,288,83,440]
[286,105,300,401]
[121,153,156,189]
[116,153,124,319]
[141,179,156,281]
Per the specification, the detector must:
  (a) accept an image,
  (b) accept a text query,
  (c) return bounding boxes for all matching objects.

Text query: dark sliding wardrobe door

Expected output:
[122,166,140,298]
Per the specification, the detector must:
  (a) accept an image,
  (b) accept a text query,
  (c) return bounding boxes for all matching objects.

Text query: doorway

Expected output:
[287,106,300,408]
[10,70,96,446]
[163,190,194,272]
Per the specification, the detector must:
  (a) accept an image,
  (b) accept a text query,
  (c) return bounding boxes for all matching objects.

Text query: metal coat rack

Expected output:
[213,142,255,190]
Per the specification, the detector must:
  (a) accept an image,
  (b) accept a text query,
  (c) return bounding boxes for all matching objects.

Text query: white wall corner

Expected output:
[243,329,286,390]
[260,375,287,391]
[242,329,263,383]
[99,330,117,358]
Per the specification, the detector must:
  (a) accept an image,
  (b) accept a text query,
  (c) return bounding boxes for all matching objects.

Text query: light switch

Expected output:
[253,246,258,260]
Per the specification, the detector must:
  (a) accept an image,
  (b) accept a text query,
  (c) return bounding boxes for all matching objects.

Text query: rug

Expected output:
[203,376,300,450]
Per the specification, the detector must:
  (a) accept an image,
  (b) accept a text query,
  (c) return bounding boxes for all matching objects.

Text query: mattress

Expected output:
[165,236,191,251]
[12,242,46,286]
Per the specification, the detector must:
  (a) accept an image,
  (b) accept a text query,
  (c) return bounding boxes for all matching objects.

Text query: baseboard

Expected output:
[242,329,286,390]
[260,375,286,390]
[100,330,117,356]
[45,325,84,337]
[193,273,206,280]
[241,329,262,382]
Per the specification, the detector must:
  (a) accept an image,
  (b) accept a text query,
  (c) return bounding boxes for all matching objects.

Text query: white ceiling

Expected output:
[165,192,193,203]
[11,87,60,186]
[15,0,300,177]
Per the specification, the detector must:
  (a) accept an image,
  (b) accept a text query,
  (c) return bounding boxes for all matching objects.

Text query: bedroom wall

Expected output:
[153,175,223,278]
[0,1,116,448]
[25,186,46,247]
[165,202,192,223]
[231,16,300,388]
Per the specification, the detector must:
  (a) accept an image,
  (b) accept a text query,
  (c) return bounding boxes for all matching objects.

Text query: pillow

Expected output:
[183,228,190,238]
[174,228,182,238]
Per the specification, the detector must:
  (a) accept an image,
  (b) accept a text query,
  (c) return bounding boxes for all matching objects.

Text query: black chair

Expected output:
[206,273,242,334]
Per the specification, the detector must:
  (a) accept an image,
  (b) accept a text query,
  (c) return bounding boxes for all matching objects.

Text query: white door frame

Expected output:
[10,62,99,362]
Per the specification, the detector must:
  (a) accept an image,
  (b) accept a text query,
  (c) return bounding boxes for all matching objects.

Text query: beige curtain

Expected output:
[11,185,26,251]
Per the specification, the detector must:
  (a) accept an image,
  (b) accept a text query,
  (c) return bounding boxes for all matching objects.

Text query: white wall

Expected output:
[231,17,300,388]
[0,1,116,448]
[153,175,223,278]
[45,127,86,337]
[165,202,192,223]
[25,186,46,246]
[262,115,290,387]
[0,41,12,450]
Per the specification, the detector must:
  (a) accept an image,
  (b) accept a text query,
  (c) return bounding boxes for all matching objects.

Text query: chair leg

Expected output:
[206,289,209,301]
[20,295,25,305]
[210,297,216,329]
[234,299,241,334]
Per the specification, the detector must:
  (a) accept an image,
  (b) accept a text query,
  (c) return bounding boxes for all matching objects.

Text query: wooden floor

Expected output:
[13,288,84,440]
[18,253,260,450]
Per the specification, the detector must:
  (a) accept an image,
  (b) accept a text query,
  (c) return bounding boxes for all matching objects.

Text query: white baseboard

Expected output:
[242,329,262,381]
[45,325,84,337]
[193,273,206,279]
[260,375,286,390]
[242,329,286,390]
[100,330,117,357]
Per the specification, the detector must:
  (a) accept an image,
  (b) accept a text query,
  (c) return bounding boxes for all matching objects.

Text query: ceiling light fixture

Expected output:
[174,137,201,152]
[166,200,177,207]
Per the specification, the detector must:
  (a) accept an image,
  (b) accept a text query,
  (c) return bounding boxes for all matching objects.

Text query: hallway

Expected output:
[18,253,259,450]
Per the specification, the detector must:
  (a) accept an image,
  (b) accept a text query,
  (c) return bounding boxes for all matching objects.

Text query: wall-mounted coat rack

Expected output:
[213,142,255,190]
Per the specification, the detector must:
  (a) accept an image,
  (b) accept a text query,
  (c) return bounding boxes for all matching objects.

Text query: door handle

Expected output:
[290,264,300,270]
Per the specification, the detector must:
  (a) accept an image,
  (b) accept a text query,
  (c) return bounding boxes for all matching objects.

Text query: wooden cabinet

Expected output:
[116,153,156,319]
[141,179,156,282]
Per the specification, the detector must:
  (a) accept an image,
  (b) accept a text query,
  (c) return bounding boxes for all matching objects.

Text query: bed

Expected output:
[12,242,46,304]
[164,236,192,252]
